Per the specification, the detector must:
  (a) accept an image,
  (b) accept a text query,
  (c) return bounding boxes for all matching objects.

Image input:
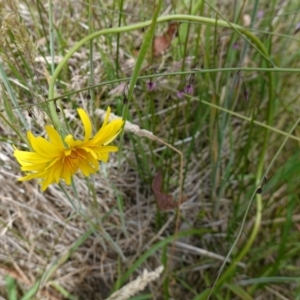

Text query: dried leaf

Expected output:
[153,22,179,57]
[152,169,177,210]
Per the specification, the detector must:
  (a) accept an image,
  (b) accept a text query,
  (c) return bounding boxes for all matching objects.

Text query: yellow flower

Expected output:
[14,107,124,191]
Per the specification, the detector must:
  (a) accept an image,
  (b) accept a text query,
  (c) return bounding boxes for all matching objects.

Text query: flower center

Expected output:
[62,148,86,171]
[68,151,79,159]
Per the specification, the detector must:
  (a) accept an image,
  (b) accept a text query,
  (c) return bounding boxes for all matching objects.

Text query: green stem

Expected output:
[23,67,300,112]
[199,100,300,141]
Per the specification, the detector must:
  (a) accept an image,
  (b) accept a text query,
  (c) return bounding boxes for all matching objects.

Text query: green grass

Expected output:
[1,0,300,299]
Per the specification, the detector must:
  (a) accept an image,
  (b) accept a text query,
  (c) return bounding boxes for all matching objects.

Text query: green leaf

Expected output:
[5,276,18,300]
[225,283,254,300]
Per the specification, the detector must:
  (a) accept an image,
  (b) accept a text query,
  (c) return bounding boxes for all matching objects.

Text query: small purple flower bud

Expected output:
[184,84,194,95]
[233,43,239,49]
[146,80,155,91]
[177,91,184,99]
[257,10,264,19]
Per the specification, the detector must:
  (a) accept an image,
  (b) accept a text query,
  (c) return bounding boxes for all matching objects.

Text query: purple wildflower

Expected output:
[233,43,239,50]
[257,10,264,19]
[184,84,194,95]
[146,80,155,91]
[177,91,184,99]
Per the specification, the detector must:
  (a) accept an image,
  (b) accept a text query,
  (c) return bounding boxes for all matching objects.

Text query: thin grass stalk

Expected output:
[115,0,124,76]
[11,66,300,116]
[48,0,55,76]
[0,63,27,129]
[88,0,94,113]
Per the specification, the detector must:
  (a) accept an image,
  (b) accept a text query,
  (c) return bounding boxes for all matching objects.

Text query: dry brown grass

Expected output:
[1,1,300,300]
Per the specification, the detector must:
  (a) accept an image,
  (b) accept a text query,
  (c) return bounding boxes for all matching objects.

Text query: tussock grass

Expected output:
[1,0,300,299]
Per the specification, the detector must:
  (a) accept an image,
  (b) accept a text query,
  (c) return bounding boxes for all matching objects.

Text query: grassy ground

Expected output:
[1,0,300,299]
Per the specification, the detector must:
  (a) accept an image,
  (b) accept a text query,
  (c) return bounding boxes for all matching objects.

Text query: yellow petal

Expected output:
[41,175,55,191]
[78,159,98,176]
[21,163,47,171]
[100,152,109,162]
[81,146,98,159]
[64,134,82,148]
[17,169,48,181]
[46,126,65,149]
[101,107,111,129]
[27,131,62,157]
[14,150,52,164]
[92,146,118,159]
[92,119,123,145]
[48,160,63,182]
[77,108,92,142]
[61,167,72,185]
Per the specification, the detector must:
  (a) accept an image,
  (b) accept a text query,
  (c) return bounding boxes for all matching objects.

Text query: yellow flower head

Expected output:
[14,107,124,191]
